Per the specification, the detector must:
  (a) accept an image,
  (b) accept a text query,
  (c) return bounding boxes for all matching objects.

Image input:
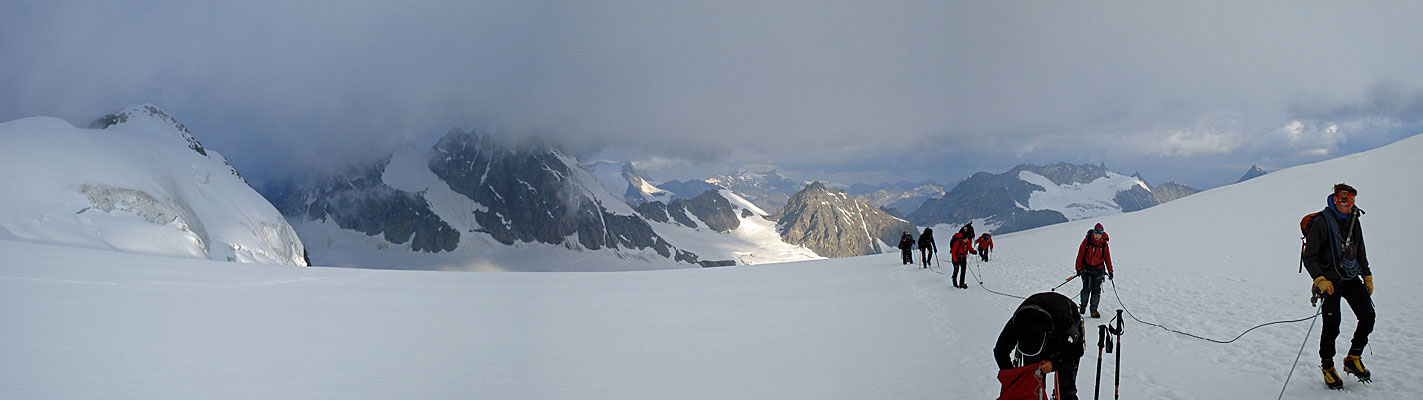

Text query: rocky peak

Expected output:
[1011,162,1111,186]
[773,182,917,258]
[1237,164,1268,183]
[90,104,208,157]
[88,104,244,181]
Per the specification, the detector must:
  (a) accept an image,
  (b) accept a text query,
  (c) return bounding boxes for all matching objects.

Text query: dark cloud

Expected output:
[3,1,1422,188]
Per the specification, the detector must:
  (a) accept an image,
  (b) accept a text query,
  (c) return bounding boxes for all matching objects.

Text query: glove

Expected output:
[1108,272,1114,280]
[1038,360,1054,374]
[1364,275,1373,295]
[1313,276,1334,295]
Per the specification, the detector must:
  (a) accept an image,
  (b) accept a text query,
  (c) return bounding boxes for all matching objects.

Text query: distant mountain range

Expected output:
[0,104,1261,271]
[908,163,1199,235]
[263,130,736,270]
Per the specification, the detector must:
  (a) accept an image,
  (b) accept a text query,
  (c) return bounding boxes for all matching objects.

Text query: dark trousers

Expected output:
[1320,277,1375,365]
[979,246,989,261]
[1023,356,1079,400]
[900,249,913,264]
[1079,270,1105,312]
[920,248,933,267]
[952,258,967,284]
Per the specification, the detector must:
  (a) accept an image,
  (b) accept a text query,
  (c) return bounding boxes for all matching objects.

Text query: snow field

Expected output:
[1,133,1419,398]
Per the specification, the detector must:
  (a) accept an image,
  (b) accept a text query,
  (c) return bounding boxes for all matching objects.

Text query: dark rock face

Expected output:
[1150,182,1201,204]
[635,201,672,224]
[681,190,740,233]
[634,190,740,233]
[265,159,459,253]
[1113,185,1158,213]
[774,182,918,258]
[426,131,694,262]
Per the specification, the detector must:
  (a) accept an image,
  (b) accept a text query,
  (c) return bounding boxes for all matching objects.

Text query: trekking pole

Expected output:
[1052,273,1079,291]
[1112,309,1124,400]
[1095,325,1107,400]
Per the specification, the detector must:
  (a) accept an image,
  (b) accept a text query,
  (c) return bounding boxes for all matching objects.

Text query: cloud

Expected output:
[3,1,1422,188]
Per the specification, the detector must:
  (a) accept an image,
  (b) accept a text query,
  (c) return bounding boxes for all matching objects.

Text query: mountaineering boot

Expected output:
[1322,365,1344,390]
[1342,355,1371,382]
[1079,305,1086,315]
[1090,311,1101,319]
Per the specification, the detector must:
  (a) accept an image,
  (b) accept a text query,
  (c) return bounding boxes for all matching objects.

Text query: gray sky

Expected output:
[4,1,1422,189]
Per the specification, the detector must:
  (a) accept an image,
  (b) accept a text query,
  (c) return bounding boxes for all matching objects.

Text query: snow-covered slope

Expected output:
[649,189,822,265]
[0,106,306,266]
[1018,169,1149,220]
[2,134,1419,399]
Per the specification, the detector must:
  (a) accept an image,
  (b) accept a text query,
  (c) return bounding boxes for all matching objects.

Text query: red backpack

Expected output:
[997,363,1052,400]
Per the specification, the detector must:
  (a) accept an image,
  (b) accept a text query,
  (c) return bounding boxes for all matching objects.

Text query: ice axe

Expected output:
[1051,273,1079,291]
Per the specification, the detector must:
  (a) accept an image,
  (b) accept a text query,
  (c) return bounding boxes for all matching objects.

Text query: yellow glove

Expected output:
[1314,276,1334,295]
[1364,275,1373,295]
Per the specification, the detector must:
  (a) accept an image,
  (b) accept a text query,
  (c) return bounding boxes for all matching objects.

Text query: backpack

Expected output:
[996,363,1050,400]
[1298,212,1319,273]
[1299,208,1365,274]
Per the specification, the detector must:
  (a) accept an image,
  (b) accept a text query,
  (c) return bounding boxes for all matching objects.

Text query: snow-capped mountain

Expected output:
[773,182,918,258]
[908,163,1158,234]
[851,182,946,217]
[584,161,674,205]
[1148,181,1200,204]
[639,188,823,265]
[655,178,722,199]
[264,129,726,271]
[0,105,307,265]
[1238,164,1269,183]
[701,169,805,214]
[1132,172,1202,204]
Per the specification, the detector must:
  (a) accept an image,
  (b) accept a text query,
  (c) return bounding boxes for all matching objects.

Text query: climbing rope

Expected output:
[1108,279,1321,344]
[1277,309,1322,399]
[965,256,1028,300]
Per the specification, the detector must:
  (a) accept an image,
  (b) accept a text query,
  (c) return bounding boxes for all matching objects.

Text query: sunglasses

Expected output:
[1335,192,1356,205]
